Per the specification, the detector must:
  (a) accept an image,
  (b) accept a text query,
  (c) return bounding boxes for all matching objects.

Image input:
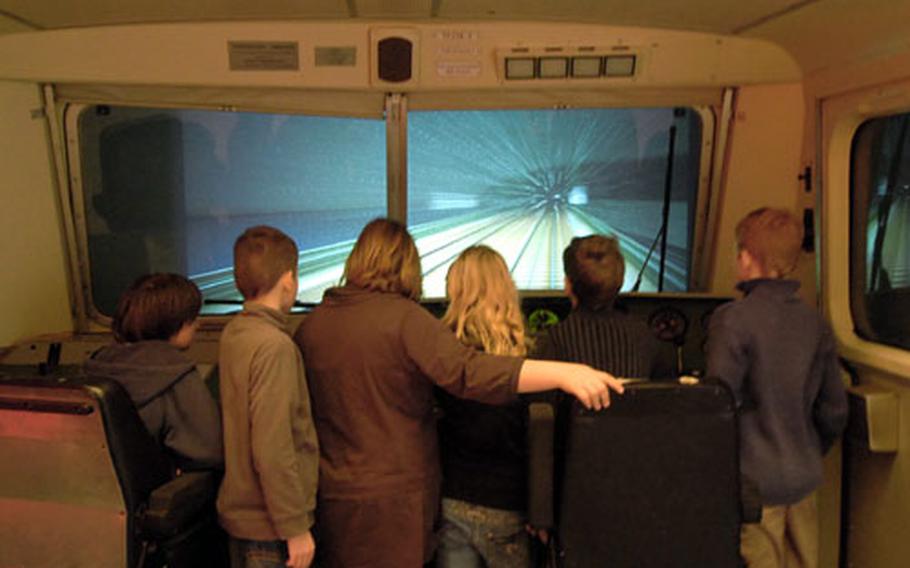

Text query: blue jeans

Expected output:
[229,537,288,568]
[436,498,530,568]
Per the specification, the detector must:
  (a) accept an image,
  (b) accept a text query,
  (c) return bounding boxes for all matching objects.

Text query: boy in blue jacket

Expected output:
[707,208,848,568]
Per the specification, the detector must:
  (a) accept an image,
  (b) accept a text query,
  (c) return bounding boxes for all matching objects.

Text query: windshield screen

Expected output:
[78,105,701,316]
[409,108,702,297]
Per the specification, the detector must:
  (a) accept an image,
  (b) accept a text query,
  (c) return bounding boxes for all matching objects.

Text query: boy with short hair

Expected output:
[707,208,848,568]
[217,226,318,568]
[537,234,669,379]
[85,273,222,472]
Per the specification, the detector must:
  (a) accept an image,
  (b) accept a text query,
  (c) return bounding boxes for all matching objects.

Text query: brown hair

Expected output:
[113,273,202,343]
[233,225,298,300]
[735,207,803,278]
[563,235,625,310]
[442,246,529,356]
[343,218,422,301]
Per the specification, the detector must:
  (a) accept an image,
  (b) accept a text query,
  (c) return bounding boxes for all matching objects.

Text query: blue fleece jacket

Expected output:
[707,279,848,506]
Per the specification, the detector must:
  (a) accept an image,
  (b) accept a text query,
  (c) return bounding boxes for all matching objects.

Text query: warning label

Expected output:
[229,41,300,71]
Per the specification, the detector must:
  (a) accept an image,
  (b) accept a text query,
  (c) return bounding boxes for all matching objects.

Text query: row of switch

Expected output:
[505,54,636,80]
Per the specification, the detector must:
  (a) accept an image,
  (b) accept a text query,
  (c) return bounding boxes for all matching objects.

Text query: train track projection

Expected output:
[182,108,699,311]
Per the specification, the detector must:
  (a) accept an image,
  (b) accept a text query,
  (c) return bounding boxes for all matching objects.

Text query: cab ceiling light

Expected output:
[539,57,569,78]
[571,56,601,78]
[604,55,636,77]
[505,57,536,79]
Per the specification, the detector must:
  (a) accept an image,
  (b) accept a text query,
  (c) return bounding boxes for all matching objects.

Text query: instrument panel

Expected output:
[2,293,731,379]
[425,293,732,375]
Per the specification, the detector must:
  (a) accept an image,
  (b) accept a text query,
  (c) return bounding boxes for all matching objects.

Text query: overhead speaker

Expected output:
[378,37,412,82]
[371,28,419,89]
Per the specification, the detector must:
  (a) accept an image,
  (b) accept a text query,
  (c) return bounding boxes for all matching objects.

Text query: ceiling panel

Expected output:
[435,0,806,35]
[0,0,350,29]
[2,0,908,76]
[355,0,432,18]
[0,0,811,32]
[743,0,910,74]
[0,12,31,34]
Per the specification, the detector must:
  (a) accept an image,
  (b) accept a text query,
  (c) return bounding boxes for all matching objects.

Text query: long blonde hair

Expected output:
[442,246,529,356]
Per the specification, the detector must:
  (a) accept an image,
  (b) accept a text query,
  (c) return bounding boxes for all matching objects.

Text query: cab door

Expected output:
[820,80,910,567]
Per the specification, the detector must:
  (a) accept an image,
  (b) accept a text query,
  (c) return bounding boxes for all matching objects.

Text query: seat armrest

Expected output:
[740,475,763,524]
[527,402,555,530]
[139,471,219,538]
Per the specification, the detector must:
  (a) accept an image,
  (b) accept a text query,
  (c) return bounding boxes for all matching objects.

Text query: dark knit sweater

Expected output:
[537,307,672,379]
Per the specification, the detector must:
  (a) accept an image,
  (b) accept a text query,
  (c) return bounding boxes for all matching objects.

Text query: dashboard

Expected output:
[1,293,732,380]
[423,292,732,375]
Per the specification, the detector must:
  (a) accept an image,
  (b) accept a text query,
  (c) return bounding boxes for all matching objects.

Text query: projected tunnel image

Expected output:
[187,108,699,308]
[83,105,700,314]
[406,109,697,298]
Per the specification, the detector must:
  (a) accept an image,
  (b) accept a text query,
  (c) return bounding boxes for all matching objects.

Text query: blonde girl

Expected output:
[435,245,535,567]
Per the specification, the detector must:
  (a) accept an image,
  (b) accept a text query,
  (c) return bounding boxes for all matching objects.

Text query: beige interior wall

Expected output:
[0,81,72,347]
[708,82,813,300]
[814,72,910,568]
[0,14,32,35]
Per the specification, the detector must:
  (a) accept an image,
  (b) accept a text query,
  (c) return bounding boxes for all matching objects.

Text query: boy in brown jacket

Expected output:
[217,226,318,568]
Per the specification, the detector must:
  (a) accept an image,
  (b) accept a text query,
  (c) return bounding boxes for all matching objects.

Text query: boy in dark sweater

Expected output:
[706,208,848,568]
[537,235,669,379]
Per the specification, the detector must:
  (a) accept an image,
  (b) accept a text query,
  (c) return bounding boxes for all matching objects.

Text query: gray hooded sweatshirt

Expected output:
[85,340,223,470]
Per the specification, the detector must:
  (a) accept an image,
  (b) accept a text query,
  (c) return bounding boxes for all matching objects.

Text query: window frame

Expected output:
[849,112,910,352]
[64,94,717,329]
[820,79,910,379]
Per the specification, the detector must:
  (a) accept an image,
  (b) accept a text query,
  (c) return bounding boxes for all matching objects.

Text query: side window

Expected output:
[77,106,386,315]
[851,113,910,350]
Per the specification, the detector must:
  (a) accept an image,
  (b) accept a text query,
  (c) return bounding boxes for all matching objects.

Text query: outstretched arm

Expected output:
[518,359,625,410]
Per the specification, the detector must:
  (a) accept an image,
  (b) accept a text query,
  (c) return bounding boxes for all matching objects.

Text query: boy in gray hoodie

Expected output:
[85,273,223,471]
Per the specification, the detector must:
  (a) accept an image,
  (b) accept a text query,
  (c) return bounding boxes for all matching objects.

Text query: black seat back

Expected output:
[0,375,174,567]
[556,380,741,567]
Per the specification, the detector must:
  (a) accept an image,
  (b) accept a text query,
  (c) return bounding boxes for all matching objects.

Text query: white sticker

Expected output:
[437,61,482,78]
[432,30,481,41]
[436,45,482,56]
[228,41,299,71]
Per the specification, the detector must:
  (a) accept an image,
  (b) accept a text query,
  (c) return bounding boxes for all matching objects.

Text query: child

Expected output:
[706,208,848,568]
[537,235,671,379]
[217,226,318,568]
[436,245,533,567]
[294,219,622,568]
[85,272,222,472]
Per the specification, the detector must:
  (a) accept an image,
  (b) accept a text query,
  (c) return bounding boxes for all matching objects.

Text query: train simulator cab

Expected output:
[2,1,910,566]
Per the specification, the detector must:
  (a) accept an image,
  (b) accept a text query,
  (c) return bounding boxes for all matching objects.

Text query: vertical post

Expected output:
[658,125,677,292]
[385,93,408,223]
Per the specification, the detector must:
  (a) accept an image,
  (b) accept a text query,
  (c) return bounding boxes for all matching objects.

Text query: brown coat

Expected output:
[294,286,522,566]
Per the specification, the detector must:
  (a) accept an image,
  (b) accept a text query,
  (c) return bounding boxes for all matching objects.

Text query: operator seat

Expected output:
[0,374,225,567]
[528,379,759,567]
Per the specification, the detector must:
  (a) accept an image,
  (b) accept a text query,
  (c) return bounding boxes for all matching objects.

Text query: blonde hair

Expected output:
[735,208,803,278]
[343,218,423,301]
[442,246,529,356]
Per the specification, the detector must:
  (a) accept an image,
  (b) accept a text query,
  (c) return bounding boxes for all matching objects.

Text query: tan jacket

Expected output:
[217,303,318,541]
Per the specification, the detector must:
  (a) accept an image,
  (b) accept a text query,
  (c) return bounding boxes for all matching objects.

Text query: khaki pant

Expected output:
[741,493,818,568]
